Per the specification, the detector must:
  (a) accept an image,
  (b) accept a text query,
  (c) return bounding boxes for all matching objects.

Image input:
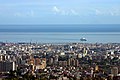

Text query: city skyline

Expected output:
[0,1,120,79]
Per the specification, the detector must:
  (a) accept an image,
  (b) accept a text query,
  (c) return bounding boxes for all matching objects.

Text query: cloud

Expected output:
[14,10,35,17]
[95,8,120,16]
[52,6,79,16]
[110,9,120,16]
[52,6,120,17]
[70,9,78,15]
[95,9,103,15]
[53,6,60,13]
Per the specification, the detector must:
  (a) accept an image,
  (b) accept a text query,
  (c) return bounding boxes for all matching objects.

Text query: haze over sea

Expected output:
[0,24,120,43]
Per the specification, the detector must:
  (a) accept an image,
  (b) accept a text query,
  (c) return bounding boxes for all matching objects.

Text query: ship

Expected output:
[80,38,87,41]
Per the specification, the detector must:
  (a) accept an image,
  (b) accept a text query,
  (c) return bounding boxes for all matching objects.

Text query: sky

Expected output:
[0,0,120,25]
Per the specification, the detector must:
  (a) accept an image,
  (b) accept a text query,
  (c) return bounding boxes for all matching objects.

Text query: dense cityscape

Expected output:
[1,0,120,80]
[0,42,119,80]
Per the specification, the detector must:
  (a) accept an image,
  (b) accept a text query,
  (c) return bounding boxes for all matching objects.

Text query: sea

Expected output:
[0,25,120,43]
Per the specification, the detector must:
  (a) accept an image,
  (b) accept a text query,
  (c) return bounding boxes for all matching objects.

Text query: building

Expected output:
[0,55,10,61]
[48,58,54,65]
[95,65,99,71]
[29,58,46,70]
[58,61,67,67]
[111,67,118,76]
[67,58,79,67]
[0,61,16,72]
[53,55,58,65]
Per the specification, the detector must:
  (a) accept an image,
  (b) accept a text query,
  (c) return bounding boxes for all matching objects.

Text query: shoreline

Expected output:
[1,41,120,44]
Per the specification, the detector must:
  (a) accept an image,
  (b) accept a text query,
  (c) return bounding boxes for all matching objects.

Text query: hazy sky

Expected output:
[0,0,120,24]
